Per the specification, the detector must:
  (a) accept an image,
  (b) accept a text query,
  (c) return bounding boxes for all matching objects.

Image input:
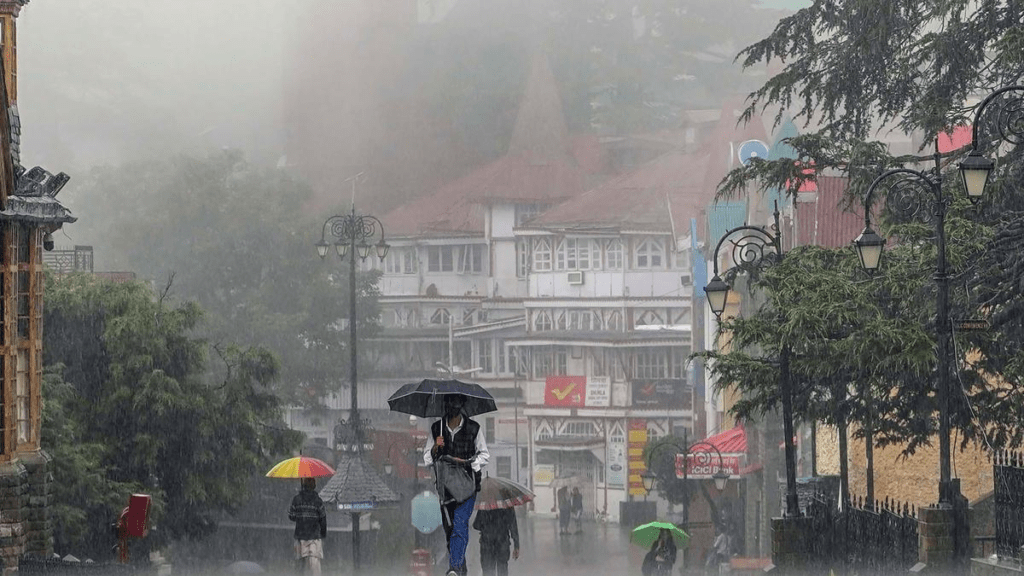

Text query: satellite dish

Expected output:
[737,140,770,165]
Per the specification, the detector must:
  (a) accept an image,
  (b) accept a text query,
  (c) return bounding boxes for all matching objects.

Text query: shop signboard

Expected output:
[585,376,611,407]
[675,453,743,479]
[544,376,586,407]
[632,379,688,408]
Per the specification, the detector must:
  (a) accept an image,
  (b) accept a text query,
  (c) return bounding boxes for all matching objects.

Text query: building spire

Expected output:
[507,53,569,163]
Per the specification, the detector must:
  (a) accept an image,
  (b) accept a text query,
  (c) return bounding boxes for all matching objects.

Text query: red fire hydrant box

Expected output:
[124,494,151,538]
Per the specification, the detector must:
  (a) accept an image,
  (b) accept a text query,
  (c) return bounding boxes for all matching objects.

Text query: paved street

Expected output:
[461,514,638,576]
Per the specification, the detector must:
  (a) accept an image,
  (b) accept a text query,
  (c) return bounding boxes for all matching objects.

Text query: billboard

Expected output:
[632,379,689,408]
[585,376,611,407]
[544,376,586,406]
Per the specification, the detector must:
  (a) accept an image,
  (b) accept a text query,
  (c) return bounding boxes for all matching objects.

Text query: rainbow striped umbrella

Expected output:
[265,456,336,479]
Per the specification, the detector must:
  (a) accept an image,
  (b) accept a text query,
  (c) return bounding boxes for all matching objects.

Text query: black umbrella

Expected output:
[387,379,497,418]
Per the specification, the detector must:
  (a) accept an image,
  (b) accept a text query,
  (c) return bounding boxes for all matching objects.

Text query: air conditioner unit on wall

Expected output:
[567,271,584,285]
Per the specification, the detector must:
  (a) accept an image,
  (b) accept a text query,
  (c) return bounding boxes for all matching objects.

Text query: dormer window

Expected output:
[634,238,664,269]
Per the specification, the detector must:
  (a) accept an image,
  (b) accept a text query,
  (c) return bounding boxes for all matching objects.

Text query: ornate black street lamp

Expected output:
[641,440,730,529]
[853,85,1024,508]
[316,206,390,572]
[704,202,801,518]
[958,85,1024,198]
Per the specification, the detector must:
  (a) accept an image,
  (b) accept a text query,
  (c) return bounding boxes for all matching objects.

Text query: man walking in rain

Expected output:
[473,495,520,576]
[288,477,327,576]
[424,394,490,576]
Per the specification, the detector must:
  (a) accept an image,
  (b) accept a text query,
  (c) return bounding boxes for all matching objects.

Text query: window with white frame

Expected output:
[496,339,507,374]
[672,348,689,379]
[511,346,531,376]
[561,421,597,437]
[533,310,552,332]
[429,308,451,325]
[634,350,669,379]
[591,349,607,377]
[533,346,568,378]
[635,309,665,326]
[556,311,567,331]
[516,239,530,277]
[477,340,493,373]
[515,203,546,226]
[427,246,455,272]
[634,238,665,269]
[458,244,485,274]
[568,310,593,331]
[555,238,594,271]
[647,426,661,444]
[606,310,623,331]
[384,248,418,274]
[605,239,623,270]
[532,238,552,272]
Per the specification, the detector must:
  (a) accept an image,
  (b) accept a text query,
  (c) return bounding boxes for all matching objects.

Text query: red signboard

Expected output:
[675,453,743,479]
[544,376,587,406]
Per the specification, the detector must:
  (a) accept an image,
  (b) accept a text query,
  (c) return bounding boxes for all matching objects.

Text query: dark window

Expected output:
[497,456,512,479]
[485,418,495,444]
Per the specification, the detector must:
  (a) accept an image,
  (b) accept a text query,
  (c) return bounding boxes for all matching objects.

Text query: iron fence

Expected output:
[804,494,918,575]
[994,450,1024,560]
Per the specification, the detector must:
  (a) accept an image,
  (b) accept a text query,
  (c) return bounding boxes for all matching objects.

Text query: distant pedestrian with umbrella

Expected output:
[631,521,688,576]
[473,477,533,576]
[388,380,496,576]
[265,456,335,576]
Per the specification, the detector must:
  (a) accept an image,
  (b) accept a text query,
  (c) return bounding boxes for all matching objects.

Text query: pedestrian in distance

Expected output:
[423,394,490,576]
[472,490,520,576]
[641,528,677,576]
[569,487,583,533]
[288,477,327,576]
[556,486,570,534]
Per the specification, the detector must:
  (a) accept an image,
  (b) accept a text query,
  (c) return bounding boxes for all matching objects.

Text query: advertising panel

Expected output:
[632,379,689,408]
[585,376,611,407]
[674,453,743,479]
[627,419,648,496]
[544,376,587,406]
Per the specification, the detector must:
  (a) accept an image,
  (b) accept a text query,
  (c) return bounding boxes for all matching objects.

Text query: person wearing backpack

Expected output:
[423,394,490,576]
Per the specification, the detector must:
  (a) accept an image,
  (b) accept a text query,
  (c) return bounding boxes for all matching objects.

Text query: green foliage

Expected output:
[43,273,302,554]
[713,0,1024,454]
[64,150,382,403]
[642,436,693,506]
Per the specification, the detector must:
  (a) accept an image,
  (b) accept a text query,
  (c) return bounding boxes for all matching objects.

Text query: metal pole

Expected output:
[780,344,800,517]
[349,206,362,572]
[931,144,953,506]
[514,373,521,484]
[682,428,689,530]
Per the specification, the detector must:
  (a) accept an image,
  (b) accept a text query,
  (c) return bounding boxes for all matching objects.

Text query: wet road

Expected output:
[462,515,638,576]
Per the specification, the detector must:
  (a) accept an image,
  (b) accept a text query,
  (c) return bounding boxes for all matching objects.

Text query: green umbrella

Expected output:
[630,521,690,549]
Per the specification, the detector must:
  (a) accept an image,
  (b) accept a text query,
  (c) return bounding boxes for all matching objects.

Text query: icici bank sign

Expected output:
[674,454,742,479]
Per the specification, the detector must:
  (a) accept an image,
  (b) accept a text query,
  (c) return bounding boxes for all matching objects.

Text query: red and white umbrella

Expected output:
[474,476,534,511]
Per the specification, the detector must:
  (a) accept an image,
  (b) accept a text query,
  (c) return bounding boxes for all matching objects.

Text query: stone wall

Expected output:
[0,451,52,574]
[0,459,28,574]
[814,423,993,508]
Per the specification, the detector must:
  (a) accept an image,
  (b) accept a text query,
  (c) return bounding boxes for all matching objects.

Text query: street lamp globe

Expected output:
[853,227,886,274]
[641,469,657,493]
[376,240,390,260]
[704,275,731,319]
[336,242,350,259]
[357,242,372,260]
[384,459,393,476]
[712,470,729,492]
[958,150,995,200]
[316,240,330,259]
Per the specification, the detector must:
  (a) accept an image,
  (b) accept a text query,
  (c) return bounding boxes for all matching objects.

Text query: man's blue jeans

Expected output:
[441,494,477,574]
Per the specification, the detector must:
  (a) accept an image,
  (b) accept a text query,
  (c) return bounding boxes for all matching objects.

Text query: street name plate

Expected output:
[954,319,989,331]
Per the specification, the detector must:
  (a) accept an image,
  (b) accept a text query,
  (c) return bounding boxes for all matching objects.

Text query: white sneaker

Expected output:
[447,570,458,576]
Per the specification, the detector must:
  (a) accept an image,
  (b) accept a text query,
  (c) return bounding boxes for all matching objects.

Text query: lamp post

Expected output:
[853,85,1024,509]
[703,202,801,518]
[641,439,730,530]
[316,206,389,572]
